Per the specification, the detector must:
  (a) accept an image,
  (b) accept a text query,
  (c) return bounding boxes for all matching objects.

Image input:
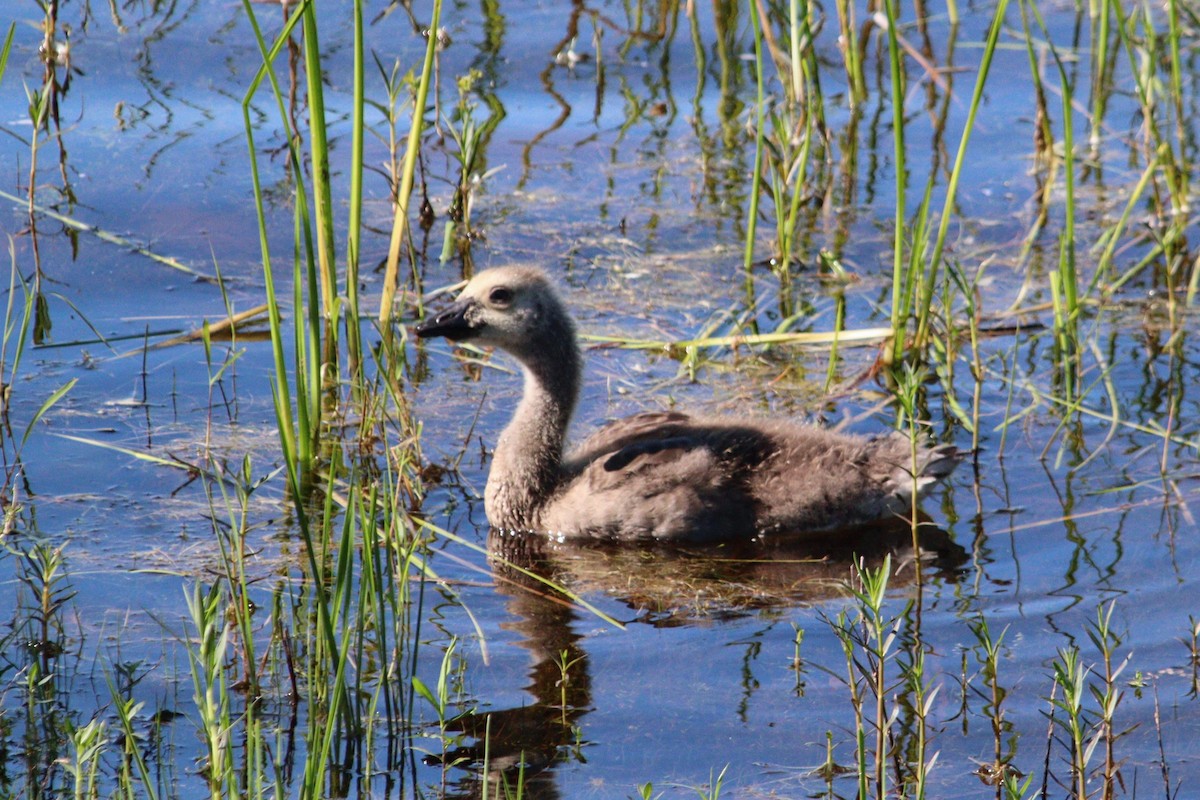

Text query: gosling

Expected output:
[415,266,959,543]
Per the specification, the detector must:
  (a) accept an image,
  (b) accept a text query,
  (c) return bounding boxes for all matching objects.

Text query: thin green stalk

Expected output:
[972,616,1012,784]
[787,0,802,103]
[108,689,159,800]
[742,0,767,309]
[1165,0,1186,212]
[65,718,107,800]
[859,559,895,799]
[835,0,865,105]
[1089,0,1110,150]
[240,0,309,471]
[380,0,443,326]
[0,23,14,84]
[897,362,926,590]
[346,0,365,375]
[1027,0,1080,397]
[1090,152,1156,292]
[205,456,264,704]
[1115,0,1185,237]
[1088,601,1129,800]
[914,0,1011,351]
[902,647,938,798]
[797,1,826,134]
[300,1,337,321]
[884,0,908,365]
[822,290,846,393]
[183,582,233,800]
[293,194,321,470]
[1050,646,1089,800]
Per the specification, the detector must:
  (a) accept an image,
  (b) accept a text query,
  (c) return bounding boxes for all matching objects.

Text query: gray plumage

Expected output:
[416,266,959,543]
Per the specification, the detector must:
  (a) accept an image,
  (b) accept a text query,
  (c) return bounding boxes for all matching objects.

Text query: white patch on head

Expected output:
[454,267,568,355]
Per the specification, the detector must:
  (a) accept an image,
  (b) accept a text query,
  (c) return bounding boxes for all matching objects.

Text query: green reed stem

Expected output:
[241,1,308,471]
[346,0,365,374]
[380,0,442,326]
[902,647,937,798]
[1028,0,1080,397]
[1050,646,1089,800]
[300,3,337,321]
[823,290,846,393]
[108,689,158,800]
[756,0,822,274]
[787,0,802,103]
[183,581,233,799]
[913,0,1010,353]
[743,0,766,288]
[65,718,107,800]
[1116,0,1186,235]
[206,458,262,698]
[1089,0,1111,150]
[1087,601,1128,800]
[861,559,894,799]
[883,0,908,365]
[971,616,1011,783]
[835,0,865,106]
[293,183,321,471]
[1091,153,1156,292]
[0,24,15,86]
[1166,0,1185,189]
[894,362,926,590]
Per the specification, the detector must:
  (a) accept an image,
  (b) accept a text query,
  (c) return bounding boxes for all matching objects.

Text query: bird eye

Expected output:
[488,286,514,306]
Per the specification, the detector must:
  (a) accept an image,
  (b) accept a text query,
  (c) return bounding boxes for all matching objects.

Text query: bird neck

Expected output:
[486,331,581,530]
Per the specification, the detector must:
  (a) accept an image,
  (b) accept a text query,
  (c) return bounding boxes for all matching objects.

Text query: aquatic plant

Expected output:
[6,1,1200,798]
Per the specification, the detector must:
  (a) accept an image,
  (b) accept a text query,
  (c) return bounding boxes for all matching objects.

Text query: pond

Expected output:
[3,0,1200,798]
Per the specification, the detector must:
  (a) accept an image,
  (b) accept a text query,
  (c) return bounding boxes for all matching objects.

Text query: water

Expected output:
[3,0,1200,797]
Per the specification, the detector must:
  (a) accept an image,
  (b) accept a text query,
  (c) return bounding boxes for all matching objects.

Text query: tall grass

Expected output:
[744,0,1014,370]
[900,0,1011,364]
[9,0,1200,797]
[1024,0,1082,400]
[0,26,84,768]
[380,0,443,326]
[736,0,1195,415]
[808,569,1143,800]
[231,0,455,795]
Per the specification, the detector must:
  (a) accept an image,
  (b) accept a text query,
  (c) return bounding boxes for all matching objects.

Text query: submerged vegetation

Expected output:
[2,0,1200,797]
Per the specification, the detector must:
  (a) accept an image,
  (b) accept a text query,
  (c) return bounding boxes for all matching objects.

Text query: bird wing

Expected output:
[564,411,694,464]
[546,412,763,540]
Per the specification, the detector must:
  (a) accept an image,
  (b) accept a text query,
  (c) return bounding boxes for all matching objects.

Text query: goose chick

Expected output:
[415,266,959,543]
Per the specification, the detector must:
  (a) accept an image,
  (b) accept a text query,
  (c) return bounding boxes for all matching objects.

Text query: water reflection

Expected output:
[427,531,592,799]
[492,519,967,624]
[429,519,965,797]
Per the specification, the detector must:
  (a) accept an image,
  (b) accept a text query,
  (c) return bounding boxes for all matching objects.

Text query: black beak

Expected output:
[415,299,477,341]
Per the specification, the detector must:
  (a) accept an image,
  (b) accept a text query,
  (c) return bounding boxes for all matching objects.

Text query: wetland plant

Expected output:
[821,557,916,799]
[439,68,495,269]
[9,0,1200,798]
[968,615,1019,786]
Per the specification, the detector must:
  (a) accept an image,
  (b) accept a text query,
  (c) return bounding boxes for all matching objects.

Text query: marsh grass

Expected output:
[439,68,495,270]
[727,0,1200,463]
[969,615,1018,786]
[9,0,1200,798]
[804,570,1148,800]
[222,0,1200,791]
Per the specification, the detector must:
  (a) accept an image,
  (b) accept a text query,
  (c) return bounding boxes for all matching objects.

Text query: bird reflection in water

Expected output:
[423,519,966,798]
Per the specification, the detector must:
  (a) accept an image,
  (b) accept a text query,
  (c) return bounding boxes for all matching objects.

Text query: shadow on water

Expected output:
[424,518,966,797]
[489,519,967,626]
[425,539,590,799]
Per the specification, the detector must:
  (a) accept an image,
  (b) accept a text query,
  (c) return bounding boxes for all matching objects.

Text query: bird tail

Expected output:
[913,442,961,495]
[916,443,955,482]
[883,438,964,501]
